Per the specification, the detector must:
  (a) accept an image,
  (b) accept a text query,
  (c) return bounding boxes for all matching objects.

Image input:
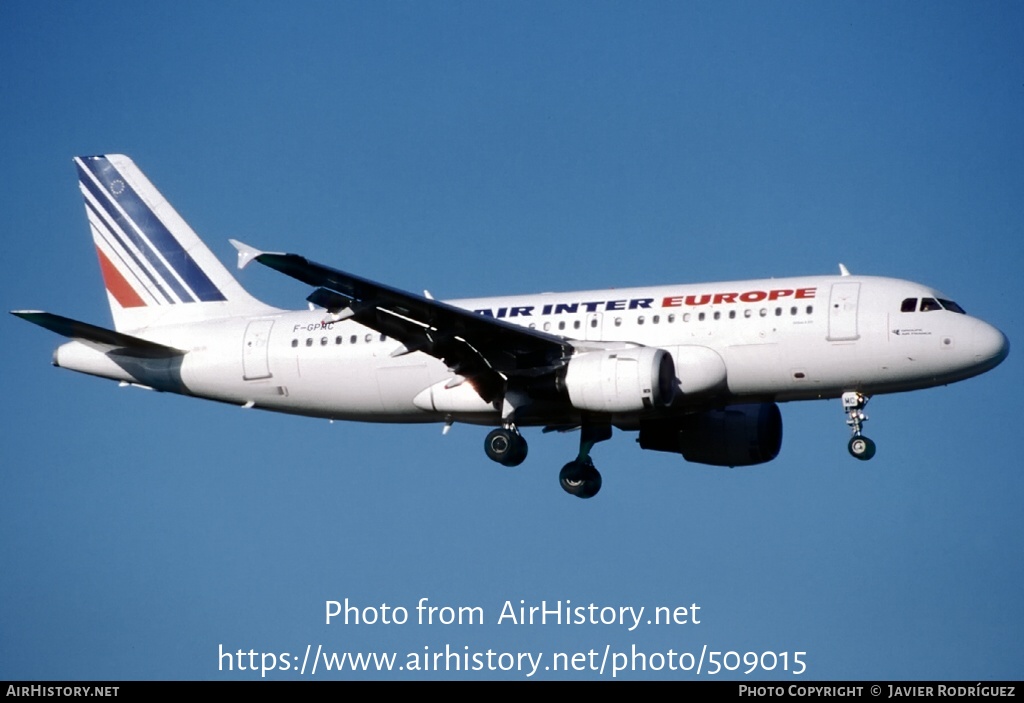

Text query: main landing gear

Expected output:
[558,422,611,499]
[842,391,876,460]
[483,421,611,498]
[484,425,528,467]
[559,458,602,499]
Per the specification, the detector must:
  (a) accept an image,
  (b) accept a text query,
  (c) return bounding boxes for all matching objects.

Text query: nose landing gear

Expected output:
[842,391,876,460]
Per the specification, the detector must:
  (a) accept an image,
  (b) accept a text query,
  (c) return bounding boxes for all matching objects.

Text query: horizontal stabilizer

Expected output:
[11,311,186,358]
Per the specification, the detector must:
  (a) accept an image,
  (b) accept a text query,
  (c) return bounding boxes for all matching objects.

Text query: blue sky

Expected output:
[2,1,1021,680]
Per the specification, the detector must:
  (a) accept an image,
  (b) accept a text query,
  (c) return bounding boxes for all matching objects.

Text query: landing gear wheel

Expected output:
[559,458,602,499]
[484,428,528,467]
[842,392,876,461]
[848,435,876,461]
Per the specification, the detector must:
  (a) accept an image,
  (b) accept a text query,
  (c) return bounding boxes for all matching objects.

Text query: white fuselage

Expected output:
[54,274,1009,428]
[24,153,1008,496]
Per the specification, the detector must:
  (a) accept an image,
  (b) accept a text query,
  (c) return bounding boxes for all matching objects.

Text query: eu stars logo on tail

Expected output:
[12,155,1010,498]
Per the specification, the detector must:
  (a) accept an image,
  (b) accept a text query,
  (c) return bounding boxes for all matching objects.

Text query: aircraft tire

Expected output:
[484,428,528,467]
[559,459,602,498]
[848,436,876,461]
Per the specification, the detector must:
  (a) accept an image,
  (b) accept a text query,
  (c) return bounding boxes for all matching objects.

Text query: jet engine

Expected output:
[563,347,676,413]
[638,402,783,466]
[670,345,727,395]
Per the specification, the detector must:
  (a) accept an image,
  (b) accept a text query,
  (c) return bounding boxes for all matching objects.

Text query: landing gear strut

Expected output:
[842,391,876,460]
[482,413,611,498]
[484,426,528,467]
[559,422,611,499]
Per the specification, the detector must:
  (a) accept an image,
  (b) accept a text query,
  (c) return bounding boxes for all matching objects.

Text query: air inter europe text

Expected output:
[473,287,817,319]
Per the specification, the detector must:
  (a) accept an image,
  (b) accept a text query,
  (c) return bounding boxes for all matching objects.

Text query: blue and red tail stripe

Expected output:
[75,156,227,306]
[94,246,147,309]
[84,194,173,306]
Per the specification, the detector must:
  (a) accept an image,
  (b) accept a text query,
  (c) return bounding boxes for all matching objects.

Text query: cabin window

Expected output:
[336,336,343,345]
[790,307,797,316]
[728,310,736,320]
[775,308,782,317]
[305,338,313,347]
[806,305,814,314]
[652,315,660,324]
[543,322,551,331]
[350,335,357,344]
[638,316,645,325]
[668,314,675,323]
[759,308,767,317]
[590,318,598,328]
[713,311,720,321]
[365,333,372,342]
[698,312,705,322]
[744,309,752,318]
[614,317,622,327]
[573,320,581,330]
[320,337,328,346]
[683,313,691,323]
[291,339,298,348]
[558,321,566,331]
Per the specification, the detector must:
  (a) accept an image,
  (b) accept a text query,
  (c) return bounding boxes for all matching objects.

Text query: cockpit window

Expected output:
[901,296,966,314]
[938,298,966,314]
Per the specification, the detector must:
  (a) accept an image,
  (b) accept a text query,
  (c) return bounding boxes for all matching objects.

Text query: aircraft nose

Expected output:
[970,320,1009,372]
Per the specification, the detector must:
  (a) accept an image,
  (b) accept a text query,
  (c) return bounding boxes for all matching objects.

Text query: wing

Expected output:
[231,241,572,403]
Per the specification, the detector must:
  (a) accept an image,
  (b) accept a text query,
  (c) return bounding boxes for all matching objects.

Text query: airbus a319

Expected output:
[13,155,1009,498]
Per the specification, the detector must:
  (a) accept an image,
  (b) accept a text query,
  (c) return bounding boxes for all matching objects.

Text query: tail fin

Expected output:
[74,154,274,331]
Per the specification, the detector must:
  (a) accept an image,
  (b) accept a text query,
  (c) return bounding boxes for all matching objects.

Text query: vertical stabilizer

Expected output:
[74,154,275,331]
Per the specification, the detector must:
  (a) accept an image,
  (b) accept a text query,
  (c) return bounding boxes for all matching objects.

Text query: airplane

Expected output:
[12,155,1010,498]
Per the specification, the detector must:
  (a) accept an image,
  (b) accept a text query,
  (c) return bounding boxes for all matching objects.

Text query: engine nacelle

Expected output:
[638,402,782,466]
[669,345,727,395]
[563,347,675,413]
